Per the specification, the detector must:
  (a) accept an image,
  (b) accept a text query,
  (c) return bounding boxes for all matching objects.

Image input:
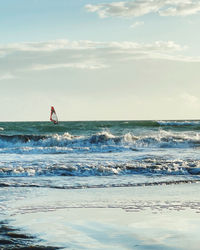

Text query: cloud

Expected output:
[130,21,144,28]
[180,93,200,108]
[85,0,200,18]
[30,62,108,71]
[108,40,185,51]
[0,73,15,81]
[0,39,102,53]
[160,1,200,16]
[0,39,199,78]
[1,39,186,53]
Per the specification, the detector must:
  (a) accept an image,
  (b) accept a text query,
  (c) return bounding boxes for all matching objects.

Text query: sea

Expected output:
[1,120,200,248]
[1,120,200,184]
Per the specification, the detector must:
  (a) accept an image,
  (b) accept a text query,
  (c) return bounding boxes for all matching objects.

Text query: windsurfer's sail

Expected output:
[50,106,58,124]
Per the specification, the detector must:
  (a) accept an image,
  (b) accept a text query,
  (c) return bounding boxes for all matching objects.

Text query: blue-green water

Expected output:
[0,120,200,180]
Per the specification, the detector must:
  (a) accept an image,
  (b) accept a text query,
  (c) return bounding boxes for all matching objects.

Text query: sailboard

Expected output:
[50,106,58,124]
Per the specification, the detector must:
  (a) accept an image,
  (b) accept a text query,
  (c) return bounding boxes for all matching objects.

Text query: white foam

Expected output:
[0,129,200,156]
[158,120,200,126]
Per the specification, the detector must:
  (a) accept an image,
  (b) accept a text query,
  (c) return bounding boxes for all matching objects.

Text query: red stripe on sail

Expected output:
[50,106,58,124]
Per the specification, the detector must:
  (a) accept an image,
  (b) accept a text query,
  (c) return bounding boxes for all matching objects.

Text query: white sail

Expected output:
[50,106,58,124]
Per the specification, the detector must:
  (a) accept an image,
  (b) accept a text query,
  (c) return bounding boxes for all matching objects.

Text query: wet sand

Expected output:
[0,220,60,249]
[1,183,200,249]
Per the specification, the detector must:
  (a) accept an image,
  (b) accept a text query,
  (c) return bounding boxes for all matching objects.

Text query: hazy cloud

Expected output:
[0,39,102,53]
[160,1,200,16]
[180,93,200,108]
[130,21,144,28]
[86,0,200,18]
[30,62,108,71]
[0,39,199,77]
[0,73,15,81]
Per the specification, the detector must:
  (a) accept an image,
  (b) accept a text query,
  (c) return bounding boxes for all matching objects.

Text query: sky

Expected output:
[1,0,200,121]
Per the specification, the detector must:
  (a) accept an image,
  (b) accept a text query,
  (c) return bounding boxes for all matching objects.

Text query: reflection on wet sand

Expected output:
[0,220,60,249]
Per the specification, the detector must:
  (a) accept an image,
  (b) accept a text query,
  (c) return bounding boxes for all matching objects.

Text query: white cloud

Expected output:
[0,39,186,54]
[0,40,103,55]
[181,93,200,107]
[108,40,185,51]
[0,39,199,77]
[0,73,15,81]
[160,1,200,16]
[130,21,144,28]
[30,62,108,71]
[86,1,161,18]
[85,0,200,18]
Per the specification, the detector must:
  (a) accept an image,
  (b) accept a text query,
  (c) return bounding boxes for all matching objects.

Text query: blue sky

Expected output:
[1,0,200,121]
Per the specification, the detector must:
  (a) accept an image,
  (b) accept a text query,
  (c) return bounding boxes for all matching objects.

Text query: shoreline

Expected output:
[1,183,200,249]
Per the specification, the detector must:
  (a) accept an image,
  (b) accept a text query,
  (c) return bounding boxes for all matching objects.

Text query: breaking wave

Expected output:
[0,130,200,154]
[157,120,200,126]
[1,158,200,177]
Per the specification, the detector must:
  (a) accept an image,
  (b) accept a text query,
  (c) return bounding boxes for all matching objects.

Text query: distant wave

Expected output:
[157,120,200,126]
[1,121,200,137]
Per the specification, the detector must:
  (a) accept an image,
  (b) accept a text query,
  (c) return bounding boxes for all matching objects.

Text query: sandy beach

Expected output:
[1,182,200,249]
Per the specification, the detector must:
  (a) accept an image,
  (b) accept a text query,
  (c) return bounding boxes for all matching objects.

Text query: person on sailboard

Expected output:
[50,106,58,124]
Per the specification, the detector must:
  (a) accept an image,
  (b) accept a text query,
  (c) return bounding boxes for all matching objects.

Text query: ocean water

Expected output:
[0,120,200,188]
[1,120,200,248]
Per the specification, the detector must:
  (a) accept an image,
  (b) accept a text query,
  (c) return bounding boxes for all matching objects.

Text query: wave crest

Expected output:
[0,130,200,154]
[157,120,200,126]
[1,158,200,177]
